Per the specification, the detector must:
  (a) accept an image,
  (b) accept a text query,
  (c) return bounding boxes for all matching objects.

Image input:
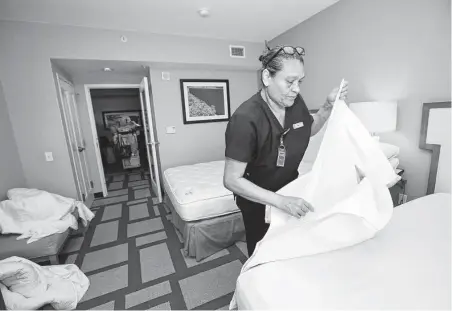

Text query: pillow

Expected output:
[303,116,400,162]
[378,142,400,159]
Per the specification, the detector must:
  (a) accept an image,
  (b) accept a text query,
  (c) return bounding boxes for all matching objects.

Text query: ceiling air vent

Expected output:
[229,45,245,58]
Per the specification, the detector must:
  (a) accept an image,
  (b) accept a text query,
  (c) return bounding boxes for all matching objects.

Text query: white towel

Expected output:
[229,100,400,309]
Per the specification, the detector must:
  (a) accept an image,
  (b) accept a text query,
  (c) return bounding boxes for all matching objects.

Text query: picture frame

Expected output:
[180,79,231,124]
[102,110,142,130]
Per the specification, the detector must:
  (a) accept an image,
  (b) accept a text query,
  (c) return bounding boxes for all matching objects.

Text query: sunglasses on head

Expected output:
[264,46,305,68]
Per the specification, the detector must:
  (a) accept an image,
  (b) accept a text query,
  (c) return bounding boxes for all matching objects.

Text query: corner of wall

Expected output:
[0,79,27,199]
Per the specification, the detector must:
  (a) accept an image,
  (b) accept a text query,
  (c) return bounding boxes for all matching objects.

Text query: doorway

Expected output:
[89,88,148,176]
[84,80,163,203]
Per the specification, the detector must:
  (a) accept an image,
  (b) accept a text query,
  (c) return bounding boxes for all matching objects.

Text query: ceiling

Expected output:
[0,0,340,42]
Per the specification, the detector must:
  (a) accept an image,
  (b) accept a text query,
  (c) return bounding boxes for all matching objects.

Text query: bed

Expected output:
[234,102,451,310]
[163,160,245,261]
[235,192,451,310]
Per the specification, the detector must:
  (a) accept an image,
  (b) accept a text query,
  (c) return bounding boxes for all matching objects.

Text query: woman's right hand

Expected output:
[276,195,315,218]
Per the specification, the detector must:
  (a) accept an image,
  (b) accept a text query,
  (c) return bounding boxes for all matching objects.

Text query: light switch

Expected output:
[166,126,176,134]
[45,152,54,162]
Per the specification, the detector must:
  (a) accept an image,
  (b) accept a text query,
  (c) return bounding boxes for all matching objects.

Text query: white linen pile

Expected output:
[0,256,89,310]
[0,188,94,243]
[229,99,400,309]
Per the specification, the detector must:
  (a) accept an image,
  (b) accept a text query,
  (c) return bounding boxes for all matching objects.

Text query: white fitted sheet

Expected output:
[163,161,238,221]
[235,193,451,310]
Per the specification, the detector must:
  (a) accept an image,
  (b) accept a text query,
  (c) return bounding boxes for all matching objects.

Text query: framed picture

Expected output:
[102,110,142,130]
[180,79,231,124]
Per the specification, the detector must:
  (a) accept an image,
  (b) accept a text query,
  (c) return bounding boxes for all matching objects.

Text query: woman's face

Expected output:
[266,59,305,108]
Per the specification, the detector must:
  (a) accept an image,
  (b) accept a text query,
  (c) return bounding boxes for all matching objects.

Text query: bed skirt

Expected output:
[163,196,246,262]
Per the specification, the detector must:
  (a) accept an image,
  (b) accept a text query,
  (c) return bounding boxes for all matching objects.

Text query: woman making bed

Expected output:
[223,42,348,257]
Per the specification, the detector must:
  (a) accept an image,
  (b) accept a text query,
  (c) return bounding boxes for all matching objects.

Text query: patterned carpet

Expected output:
[59,171,248,310]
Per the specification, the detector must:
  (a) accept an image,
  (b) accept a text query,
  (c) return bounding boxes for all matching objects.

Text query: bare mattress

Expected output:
[163,160,238,221]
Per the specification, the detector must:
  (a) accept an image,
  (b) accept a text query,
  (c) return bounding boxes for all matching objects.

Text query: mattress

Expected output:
[163,161,239,222]
[235,193,451,310]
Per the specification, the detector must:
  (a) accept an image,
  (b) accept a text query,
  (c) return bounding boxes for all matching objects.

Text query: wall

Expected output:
[68,67,257,192]
[0,21,262,198]
[270,0,451,199]
[0,80,26,200]
[92,95,141,138]
[150,67,258,171]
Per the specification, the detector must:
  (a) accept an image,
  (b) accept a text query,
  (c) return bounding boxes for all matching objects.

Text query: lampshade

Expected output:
[349,101,397,133]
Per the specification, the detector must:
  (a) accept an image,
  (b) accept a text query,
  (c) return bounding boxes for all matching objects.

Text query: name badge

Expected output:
[276,145,286,167]
[293,122,304,129]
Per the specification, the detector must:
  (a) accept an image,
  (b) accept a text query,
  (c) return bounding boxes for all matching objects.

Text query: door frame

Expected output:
[84,83,141,197]
[56,73,94,203]
[139,77,163,203]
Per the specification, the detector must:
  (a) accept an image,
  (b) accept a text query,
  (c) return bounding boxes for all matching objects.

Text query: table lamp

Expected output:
[349,101,397,141]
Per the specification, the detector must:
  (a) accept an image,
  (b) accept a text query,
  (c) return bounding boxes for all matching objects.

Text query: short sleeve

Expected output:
[225,114,256,163]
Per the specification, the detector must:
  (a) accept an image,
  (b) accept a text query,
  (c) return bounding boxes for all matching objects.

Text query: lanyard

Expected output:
[277,128,291,167]
[280,128,291,147]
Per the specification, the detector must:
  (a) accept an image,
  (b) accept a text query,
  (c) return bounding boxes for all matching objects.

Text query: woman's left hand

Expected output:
[325,80,349,108]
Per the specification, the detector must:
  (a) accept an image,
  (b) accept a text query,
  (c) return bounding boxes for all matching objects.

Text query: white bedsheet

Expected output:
[0,188,94,243]
[298,157,399,176]
[0,256,89,310]
[236,193,451,309]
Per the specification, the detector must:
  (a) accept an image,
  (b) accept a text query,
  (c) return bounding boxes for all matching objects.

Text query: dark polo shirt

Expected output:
[225,91,313,193]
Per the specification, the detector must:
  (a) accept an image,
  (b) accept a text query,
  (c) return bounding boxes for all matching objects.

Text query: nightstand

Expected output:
[390,168,407,207]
